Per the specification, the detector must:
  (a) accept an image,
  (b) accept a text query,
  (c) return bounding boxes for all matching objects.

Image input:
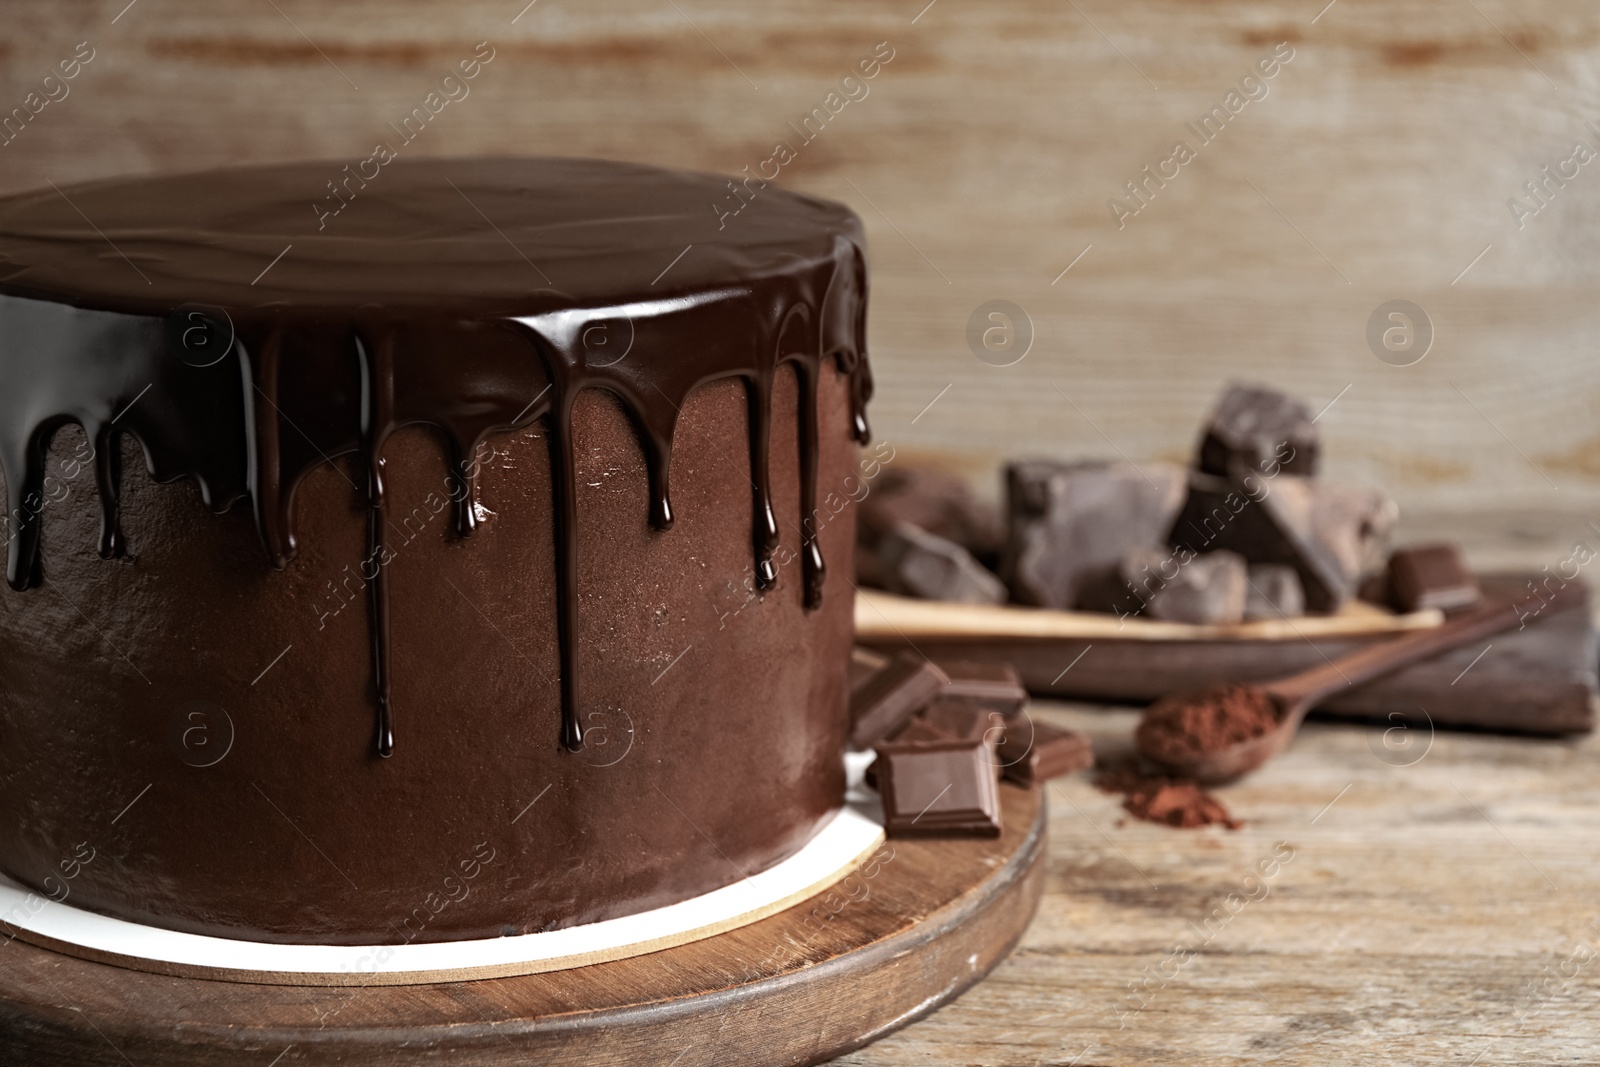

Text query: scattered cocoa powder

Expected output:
[1095,765,1242,831]
[1135,683,1281,765]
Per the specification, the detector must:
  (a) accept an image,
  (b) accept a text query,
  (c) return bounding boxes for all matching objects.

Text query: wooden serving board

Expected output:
[0,785,1044,1067]
[857,576,1596,736]
[0,808,886,987]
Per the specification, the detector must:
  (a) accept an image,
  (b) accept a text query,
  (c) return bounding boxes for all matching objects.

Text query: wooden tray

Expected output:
[857,575,1596,735]
[0,806,886,987]
[0,784,1045,1066]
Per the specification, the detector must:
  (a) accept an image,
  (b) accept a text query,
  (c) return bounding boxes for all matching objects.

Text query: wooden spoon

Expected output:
[1136,587,1573,783]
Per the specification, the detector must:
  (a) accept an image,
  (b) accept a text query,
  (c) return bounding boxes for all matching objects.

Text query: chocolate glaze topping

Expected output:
[0,157,871,756]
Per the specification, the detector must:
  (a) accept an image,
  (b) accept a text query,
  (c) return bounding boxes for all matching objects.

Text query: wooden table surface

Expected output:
[833,697,1600,1066]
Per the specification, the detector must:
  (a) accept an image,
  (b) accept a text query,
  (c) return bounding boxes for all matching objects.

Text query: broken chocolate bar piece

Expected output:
[1244,563,1306,620]
[849,652,949,748]
[936,660,1028,717]
[1357,570,1390,605]
[919,698,1008,745]
[887,717,955,744]
[997,719,1094,785]
[1310,481,1398,596]
[874,737,1002,837]
[859,464,1003,564]
[1145,550,1247,624]
[868,701,1002,789]
[1168,470,1395,612]
[1004,459,1186,610]
[872,521,1006,605]
[866,720,947,790]
[1197,382,1318,478]
[1387,543,1481,613]
[849,646,890,694]
[1076,547,1248,625]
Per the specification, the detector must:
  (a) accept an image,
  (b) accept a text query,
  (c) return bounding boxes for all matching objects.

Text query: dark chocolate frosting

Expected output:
[0,157,871,757]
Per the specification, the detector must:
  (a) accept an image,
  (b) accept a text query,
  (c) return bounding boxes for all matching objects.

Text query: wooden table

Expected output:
[834,699,1600,1066]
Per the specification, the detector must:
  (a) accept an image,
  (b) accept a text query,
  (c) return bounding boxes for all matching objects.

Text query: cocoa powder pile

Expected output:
[1134,683,1281,764]
[1095,766,1242,830]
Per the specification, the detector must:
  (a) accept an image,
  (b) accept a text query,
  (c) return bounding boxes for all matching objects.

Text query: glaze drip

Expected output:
[0,158,870,757]
[357,333,397,758]
[745,373,780,590]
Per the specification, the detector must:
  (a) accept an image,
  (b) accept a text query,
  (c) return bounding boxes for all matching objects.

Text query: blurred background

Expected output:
[4,0,1597,564]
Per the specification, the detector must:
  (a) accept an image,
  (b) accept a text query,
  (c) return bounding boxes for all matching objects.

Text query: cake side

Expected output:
[0,367,858,943]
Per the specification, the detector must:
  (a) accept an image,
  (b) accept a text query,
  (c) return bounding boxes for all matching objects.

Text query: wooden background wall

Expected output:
[4,0,1598,532]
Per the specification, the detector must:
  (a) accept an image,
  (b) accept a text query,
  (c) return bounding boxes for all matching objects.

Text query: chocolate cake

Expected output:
[0,157,871,944]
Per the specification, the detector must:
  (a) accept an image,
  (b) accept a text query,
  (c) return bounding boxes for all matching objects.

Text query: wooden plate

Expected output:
[856,575,1595,735]
[0,784,1045,1066]
[0,806,886,987]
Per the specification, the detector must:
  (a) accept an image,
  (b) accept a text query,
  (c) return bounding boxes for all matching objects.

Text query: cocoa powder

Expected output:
[1135,683,1280,765]
[1095,766,1242,831]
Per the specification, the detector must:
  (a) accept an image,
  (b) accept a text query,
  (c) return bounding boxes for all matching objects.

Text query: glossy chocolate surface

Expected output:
[0,156,870,754]
[0,157,869,942]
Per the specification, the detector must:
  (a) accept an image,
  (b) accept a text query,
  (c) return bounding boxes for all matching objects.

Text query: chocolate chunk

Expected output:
[868,700,1003,789]
[865,718,950,790]
[1387,543,1481,613]
[889,717,957,744]
[1197,382,1318,478]
[849,646,889,693]
[1143,551,1247,624]
[997,719,1094,785]
[936,660,1028,717]
[919,698,1008,744]
[859,464,1002,564]
[1308,482,1398,597]
[871,521,1007,604]
[1077,547,1248,625]
[1244,563,1305,620]
[865,714,956,791]
[1357,571,1391,605]
[1168,471,1395,612]
[874,737,1002,837]
[1003,459,1186,610]
[849,652,948,748]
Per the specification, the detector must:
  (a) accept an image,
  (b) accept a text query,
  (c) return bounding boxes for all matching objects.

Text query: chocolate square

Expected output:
[1387,543,1481,613]
[874,737,1002,837]
[920,698,1008,744]
[887,717,955,744]
[936,660,1028,717]
[849,652,948,748]
[849,646,889,694]
[997,720,1093,785]
[867,702,1002,789]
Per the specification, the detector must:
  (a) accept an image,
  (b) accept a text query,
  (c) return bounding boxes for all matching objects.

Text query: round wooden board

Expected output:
[0,783,1044,1066]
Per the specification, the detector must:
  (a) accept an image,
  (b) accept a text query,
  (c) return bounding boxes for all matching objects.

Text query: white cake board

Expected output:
[0,786,885,987]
